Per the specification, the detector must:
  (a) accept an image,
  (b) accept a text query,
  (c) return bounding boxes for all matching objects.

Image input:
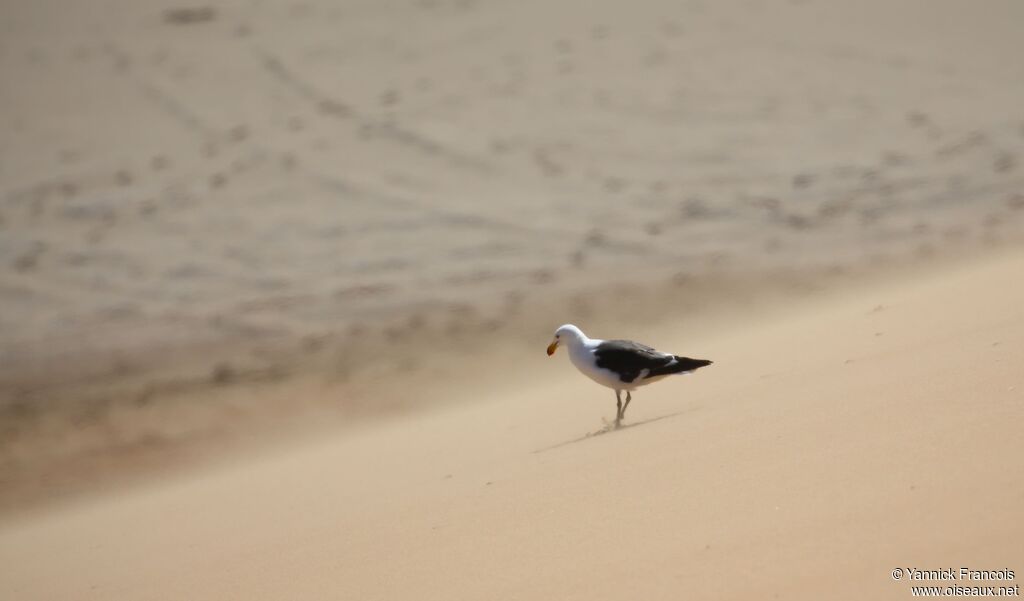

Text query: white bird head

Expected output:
[547,323,586,356]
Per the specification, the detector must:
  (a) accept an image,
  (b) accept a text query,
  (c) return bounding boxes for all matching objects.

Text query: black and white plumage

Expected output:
[546,324,712,426]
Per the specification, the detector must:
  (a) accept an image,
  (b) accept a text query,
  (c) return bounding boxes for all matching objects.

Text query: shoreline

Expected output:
[3,239,1020,518]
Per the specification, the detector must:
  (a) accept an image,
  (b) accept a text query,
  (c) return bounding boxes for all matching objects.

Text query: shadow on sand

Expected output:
[533,407,697,454]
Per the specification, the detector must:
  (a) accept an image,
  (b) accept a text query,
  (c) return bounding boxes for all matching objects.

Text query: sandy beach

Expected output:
[1,0,1023,596]
[2,249,1022,599]
[3,0,1024,509]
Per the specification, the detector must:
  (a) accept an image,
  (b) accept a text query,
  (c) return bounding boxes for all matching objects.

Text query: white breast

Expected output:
[567,340,629,390]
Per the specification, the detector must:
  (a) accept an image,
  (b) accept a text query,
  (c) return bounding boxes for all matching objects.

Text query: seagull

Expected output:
[546,324,712,427]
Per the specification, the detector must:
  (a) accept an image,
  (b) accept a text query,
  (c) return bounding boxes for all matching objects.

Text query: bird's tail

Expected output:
[650,356,713,377]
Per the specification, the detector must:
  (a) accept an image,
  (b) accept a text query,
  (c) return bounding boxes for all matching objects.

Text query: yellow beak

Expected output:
[546,341,558,356]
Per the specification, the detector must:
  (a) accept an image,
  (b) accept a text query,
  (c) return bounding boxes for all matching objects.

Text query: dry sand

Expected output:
[1,0,1024,592]
[2,248,1022,600]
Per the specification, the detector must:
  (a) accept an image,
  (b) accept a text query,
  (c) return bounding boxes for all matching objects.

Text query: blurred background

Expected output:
[2,0,1023,511]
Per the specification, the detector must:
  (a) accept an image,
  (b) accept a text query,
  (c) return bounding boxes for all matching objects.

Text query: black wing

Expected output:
[593,339,674,383]
[594,340,713,383]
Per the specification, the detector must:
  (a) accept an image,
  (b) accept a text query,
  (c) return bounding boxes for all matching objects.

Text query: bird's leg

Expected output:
[621,391,633,422]
[614,390,623,427]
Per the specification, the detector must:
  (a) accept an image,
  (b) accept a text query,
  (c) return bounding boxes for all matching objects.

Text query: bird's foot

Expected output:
[598,416,624,431]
